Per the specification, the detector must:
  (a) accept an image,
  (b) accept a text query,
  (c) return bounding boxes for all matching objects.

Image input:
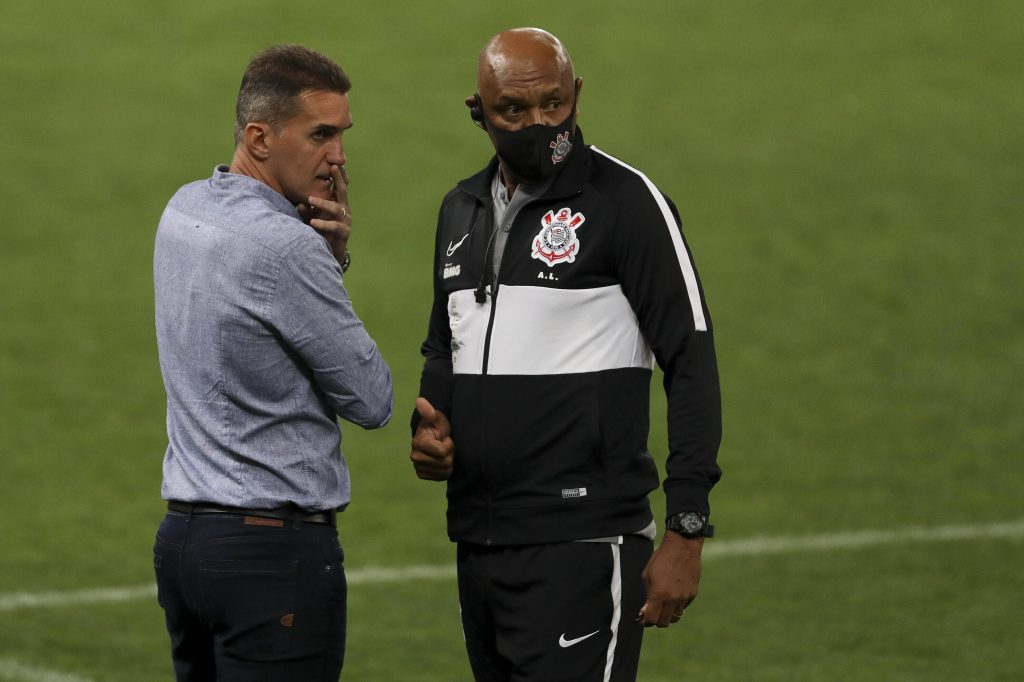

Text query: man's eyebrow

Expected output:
[494,87,565,104]
[310,122,353,134]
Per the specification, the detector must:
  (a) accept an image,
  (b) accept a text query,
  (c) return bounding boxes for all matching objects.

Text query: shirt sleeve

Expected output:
[613,181,723,517]
[271,234,394,429]
[412,201,455,433]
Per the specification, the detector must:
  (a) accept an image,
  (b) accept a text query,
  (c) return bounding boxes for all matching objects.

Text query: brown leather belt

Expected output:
[167,500,336,526]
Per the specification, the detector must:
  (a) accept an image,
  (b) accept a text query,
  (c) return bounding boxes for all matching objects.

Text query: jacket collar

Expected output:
[457,127,591,203]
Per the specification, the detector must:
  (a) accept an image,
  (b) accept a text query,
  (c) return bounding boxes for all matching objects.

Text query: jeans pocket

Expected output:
[330,537,345,566]
[310,542,347,673]
[198,558,300,662]
[153,527,181,610]
[152,552,165,607]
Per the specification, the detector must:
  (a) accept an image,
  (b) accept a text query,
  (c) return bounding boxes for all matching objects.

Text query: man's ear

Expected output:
[574,77,583,117]
[466,94,486,130]
[243,122,273,161]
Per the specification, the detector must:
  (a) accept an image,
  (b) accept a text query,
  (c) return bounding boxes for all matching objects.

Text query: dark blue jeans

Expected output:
[153,510,346,682]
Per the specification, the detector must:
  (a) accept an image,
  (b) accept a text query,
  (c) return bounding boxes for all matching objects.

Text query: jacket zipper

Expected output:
[473,188,579,544]
[478,204,500,544]
[479,294,495,544]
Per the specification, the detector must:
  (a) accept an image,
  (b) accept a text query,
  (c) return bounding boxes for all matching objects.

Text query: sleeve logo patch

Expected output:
[562,487,588,498]
[532,207,585,267]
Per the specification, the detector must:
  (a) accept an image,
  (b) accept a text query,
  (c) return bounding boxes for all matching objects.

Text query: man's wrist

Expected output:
[340,249,351,273]
[661,528,705,556]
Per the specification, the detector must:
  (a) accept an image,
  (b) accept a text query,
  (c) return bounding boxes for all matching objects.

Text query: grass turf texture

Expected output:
[1,0,1022,679]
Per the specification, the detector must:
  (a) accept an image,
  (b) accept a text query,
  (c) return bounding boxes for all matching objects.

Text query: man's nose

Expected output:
[328,140,346,166]
[523,108,544,127]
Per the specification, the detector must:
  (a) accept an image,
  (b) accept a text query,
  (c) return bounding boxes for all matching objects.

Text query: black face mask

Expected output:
[487,99,578,184]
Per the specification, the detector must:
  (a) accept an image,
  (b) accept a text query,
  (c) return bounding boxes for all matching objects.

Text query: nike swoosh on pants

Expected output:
[558,630,600,648]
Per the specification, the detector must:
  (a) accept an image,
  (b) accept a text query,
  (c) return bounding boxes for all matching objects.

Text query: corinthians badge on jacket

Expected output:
[531,207,586,267]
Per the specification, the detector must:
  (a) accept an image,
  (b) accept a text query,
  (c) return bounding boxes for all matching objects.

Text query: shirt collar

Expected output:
[491,164,558,208]
[211,165,302,220]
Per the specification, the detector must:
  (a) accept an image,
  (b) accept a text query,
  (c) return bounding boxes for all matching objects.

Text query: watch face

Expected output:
[681,512,704,534]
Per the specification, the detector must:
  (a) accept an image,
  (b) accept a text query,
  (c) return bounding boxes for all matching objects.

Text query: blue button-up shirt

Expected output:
[154,166,393,511]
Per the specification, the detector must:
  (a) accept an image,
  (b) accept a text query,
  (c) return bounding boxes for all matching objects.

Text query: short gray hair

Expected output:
[234,44,351,145]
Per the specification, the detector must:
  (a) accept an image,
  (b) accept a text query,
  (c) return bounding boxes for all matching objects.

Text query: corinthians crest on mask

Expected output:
[532,207,586,267]
[549,131,572,164]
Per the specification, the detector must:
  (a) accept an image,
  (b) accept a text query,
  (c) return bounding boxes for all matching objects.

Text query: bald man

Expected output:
[411,28,722,681]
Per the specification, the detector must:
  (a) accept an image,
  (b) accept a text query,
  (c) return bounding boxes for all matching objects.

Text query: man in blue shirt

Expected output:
[153,44,393,681]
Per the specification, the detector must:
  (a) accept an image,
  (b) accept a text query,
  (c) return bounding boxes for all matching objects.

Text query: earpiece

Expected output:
[469,93,486,130]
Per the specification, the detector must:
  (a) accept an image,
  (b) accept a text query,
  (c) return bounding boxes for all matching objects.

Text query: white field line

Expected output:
[1,518,1021,614]
[0,585,156,612]
[702,516,1024,558]
[0,658,96,682]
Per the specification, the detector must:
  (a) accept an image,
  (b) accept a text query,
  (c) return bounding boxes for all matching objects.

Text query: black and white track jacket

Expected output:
[416,128,722,546]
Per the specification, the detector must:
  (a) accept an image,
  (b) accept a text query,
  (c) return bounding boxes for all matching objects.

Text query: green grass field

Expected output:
[2,1,1022,680]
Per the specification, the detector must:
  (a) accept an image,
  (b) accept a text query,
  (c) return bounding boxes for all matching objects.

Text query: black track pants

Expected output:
[457,535,653,682]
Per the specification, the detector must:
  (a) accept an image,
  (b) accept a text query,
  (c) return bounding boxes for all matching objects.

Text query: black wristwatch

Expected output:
[340,249,351,273]
[665,512,715,539]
